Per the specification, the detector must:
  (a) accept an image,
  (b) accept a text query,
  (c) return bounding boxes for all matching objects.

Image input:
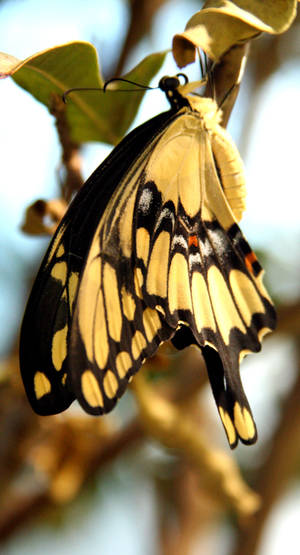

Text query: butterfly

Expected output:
[19,75,276,449]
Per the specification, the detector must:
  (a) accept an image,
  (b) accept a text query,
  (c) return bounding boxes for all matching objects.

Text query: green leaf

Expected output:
[0,42,167,145]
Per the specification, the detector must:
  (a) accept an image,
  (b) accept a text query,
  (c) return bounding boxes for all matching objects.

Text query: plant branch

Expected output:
[50,93,84,202]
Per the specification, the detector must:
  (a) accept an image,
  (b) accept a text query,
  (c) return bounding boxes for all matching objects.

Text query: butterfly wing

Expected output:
[19,108,178,415]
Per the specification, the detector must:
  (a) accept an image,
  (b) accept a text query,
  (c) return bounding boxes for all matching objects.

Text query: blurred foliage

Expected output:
[0,1,300,554]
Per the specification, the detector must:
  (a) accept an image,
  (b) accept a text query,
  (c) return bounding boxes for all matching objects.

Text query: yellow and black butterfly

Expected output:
[19,75,276,449]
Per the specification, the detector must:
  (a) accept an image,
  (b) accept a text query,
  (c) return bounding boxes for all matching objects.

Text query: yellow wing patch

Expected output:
[115,351,132,379]
[208,266,246,343]
[51,261,68,285]
[146,231,170,297]
[68,272,79,313]
[103,264,122,343]
[168,253,192,313]
[52,325,68,371]
[131,330,147,360]
[34,371,51,400]
[191,271,217,333]
[103,370,119,399]
[121,287,136,321]
[142,308,161,343]
[57,244,65,257]
[94,290,109,369]
[134,267,144,299]
[77,255,102,363]
[233,403,256,442]
[218,407,237,448]
[229,269,265,326]
[136,227,150,265]
[81,370,104,408]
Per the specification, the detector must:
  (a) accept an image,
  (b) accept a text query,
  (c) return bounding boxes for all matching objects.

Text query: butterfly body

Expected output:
[20,76,276,448]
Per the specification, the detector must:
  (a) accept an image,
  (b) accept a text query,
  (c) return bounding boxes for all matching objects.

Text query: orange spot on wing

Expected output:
[188,235,198,247]
[245,251,257,273]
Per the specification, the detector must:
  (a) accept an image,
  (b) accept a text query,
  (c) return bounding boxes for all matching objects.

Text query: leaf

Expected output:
[0,42,167,145]
[0,52,20,77]
[173,0,298,66]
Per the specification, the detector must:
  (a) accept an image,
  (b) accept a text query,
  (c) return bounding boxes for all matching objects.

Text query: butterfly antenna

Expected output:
[175,73,189,85]
[62,87,103,103]
[63,78,156,103]
[103,77,156,93]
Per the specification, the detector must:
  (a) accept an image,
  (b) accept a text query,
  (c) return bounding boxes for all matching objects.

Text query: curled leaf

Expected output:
[173,0,298,66]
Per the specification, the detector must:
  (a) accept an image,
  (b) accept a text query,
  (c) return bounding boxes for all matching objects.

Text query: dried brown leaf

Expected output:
[21,199,67,235]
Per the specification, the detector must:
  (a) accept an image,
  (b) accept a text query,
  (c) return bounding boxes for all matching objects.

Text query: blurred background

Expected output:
[0,0,300,554]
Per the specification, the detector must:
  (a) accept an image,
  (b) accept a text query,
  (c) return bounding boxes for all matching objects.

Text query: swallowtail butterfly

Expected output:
[19,75,276,448]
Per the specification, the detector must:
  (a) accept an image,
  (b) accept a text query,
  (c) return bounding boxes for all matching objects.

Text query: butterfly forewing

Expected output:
[19,108,179,415]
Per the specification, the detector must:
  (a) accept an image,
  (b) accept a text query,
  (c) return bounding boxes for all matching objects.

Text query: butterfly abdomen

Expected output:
[186,95,246,223]
[211,126,246,223]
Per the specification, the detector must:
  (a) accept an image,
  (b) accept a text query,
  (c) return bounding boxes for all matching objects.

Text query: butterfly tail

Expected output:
[201,345,257,448]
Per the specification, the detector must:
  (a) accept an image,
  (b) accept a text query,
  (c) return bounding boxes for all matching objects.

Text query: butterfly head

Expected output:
[158,74,191,111]
[159,74,221,126]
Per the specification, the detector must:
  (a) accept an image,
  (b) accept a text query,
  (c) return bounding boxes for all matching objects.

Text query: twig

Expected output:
[50,93,84,202]
[159,461,220,555]
[276,301,300,335]
[113,0,168,77]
